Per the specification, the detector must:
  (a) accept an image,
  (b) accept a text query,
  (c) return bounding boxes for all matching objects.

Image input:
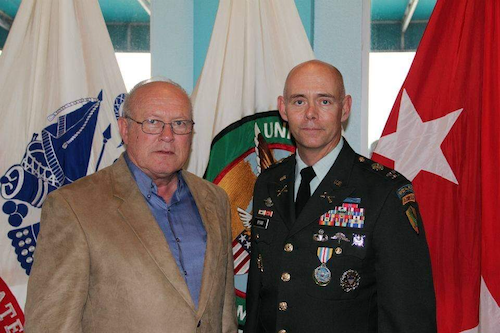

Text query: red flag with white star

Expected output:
[372,0,500,332]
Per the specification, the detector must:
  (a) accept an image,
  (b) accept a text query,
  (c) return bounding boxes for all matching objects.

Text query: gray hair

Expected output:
[122,77,192,118]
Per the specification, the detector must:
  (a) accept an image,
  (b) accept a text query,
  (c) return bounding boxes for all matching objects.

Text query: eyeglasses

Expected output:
[126,116,195,135]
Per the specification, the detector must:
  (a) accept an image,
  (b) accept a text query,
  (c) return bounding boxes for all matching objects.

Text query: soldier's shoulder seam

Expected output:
[261,154,294,173]
[354,154,403,182]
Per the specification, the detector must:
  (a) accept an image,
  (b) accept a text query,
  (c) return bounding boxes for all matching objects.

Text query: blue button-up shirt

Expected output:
[125,155,207,308]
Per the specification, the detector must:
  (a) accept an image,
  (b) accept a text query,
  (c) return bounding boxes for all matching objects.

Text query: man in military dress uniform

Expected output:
[244,60,436,333]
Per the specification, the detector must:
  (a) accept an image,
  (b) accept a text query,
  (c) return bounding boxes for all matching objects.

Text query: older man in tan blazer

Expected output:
[24,79,237,332]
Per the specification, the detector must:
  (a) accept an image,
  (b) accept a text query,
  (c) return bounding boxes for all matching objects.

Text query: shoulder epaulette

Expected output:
[355,154,402,181]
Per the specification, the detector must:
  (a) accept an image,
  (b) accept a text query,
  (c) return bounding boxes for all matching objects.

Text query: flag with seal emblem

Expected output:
[0,0,126,326]
[204,112,295,330]
[193,0,314,331]
[373,0,500,331]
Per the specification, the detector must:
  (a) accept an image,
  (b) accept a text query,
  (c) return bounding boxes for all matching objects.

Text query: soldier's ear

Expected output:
[118,117,129,145]
[278,96,288,121]
[341,95,352,122]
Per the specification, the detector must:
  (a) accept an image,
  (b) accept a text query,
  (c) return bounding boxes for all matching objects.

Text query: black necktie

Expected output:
[295,166,316,218]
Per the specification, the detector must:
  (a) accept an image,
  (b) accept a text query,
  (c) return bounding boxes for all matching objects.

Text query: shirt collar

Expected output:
[124,153,185,203]
[295,137,344,182]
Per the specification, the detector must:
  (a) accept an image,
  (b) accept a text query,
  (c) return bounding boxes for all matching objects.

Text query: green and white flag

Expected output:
[190,0,314,330]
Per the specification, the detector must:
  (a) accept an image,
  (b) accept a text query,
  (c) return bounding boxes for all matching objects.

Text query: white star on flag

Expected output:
[375,89,462,184]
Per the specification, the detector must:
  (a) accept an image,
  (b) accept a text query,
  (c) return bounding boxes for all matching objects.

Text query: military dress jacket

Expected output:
[244,141,436,333]
[24,155,237,333]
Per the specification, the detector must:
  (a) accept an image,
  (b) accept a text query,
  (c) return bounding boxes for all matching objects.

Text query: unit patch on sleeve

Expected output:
[405,205,419,234]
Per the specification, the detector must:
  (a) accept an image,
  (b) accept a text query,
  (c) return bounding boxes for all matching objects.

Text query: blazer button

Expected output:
[281,272,291,282]
[284,243,293,252]
[197,320,201,327]
[278,301,288,311]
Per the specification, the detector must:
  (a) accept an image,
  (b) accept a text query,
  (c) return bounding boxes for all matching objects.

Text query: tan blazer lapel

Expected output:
[181,171,222,317]
[111,157,195,312]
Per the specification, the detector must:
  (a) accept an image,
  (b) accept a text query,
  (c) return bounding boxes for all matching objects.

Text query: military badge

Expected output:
[314,247,333,286]
[358,156,366,162]
[276,184,288,197]
[320,192,335,203]
[371,163,384,171]
[340,269,360,292]
[352,234,365,247]
[332,232,350,244]
[334,179,342,187]
[313,229,329,242]
[405,206,419,234]
[264,197,274,207]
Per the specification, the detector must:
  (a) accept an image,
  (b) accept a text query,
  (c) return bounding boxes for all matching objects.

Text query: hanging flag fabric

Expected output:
[372,0,500,332]
[194,1,313,331]
[205,111,295,331]
[188,0,314,176]
[0,0,126,326]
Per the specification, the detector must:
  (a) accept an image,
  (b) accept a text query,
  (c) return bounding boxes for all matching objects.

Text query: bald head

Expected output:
[277,59,352,166]
[123,79,192,119]
[283,60,346,101]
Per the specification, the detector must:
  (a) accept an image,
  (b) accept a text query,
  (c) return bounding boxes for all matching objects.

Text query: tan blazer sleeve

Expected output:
[220,190,238,333]
[24,191,89,333]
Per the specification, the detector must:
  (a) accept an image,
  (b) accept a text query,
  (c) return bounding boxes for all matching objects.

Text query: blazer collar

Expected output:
[180,170,222,318]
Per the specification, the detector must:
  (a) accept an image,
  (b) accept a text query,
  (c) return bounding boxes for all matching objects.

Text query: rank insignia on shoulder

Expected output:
[372,163,384,171]
[386,170,399,179]
[352,234,365,247]
[264,197,274,207]
[340,270,360,292]
[405,206,419,234]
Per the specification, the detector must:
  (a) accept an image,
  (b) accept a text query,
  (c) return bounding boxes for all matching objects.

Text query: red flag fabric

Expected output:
[372,0,500,332]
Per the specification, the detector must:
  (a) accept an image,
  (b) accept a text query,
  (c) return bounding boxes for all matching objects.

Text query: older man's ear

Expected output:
[118,117,129,145]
